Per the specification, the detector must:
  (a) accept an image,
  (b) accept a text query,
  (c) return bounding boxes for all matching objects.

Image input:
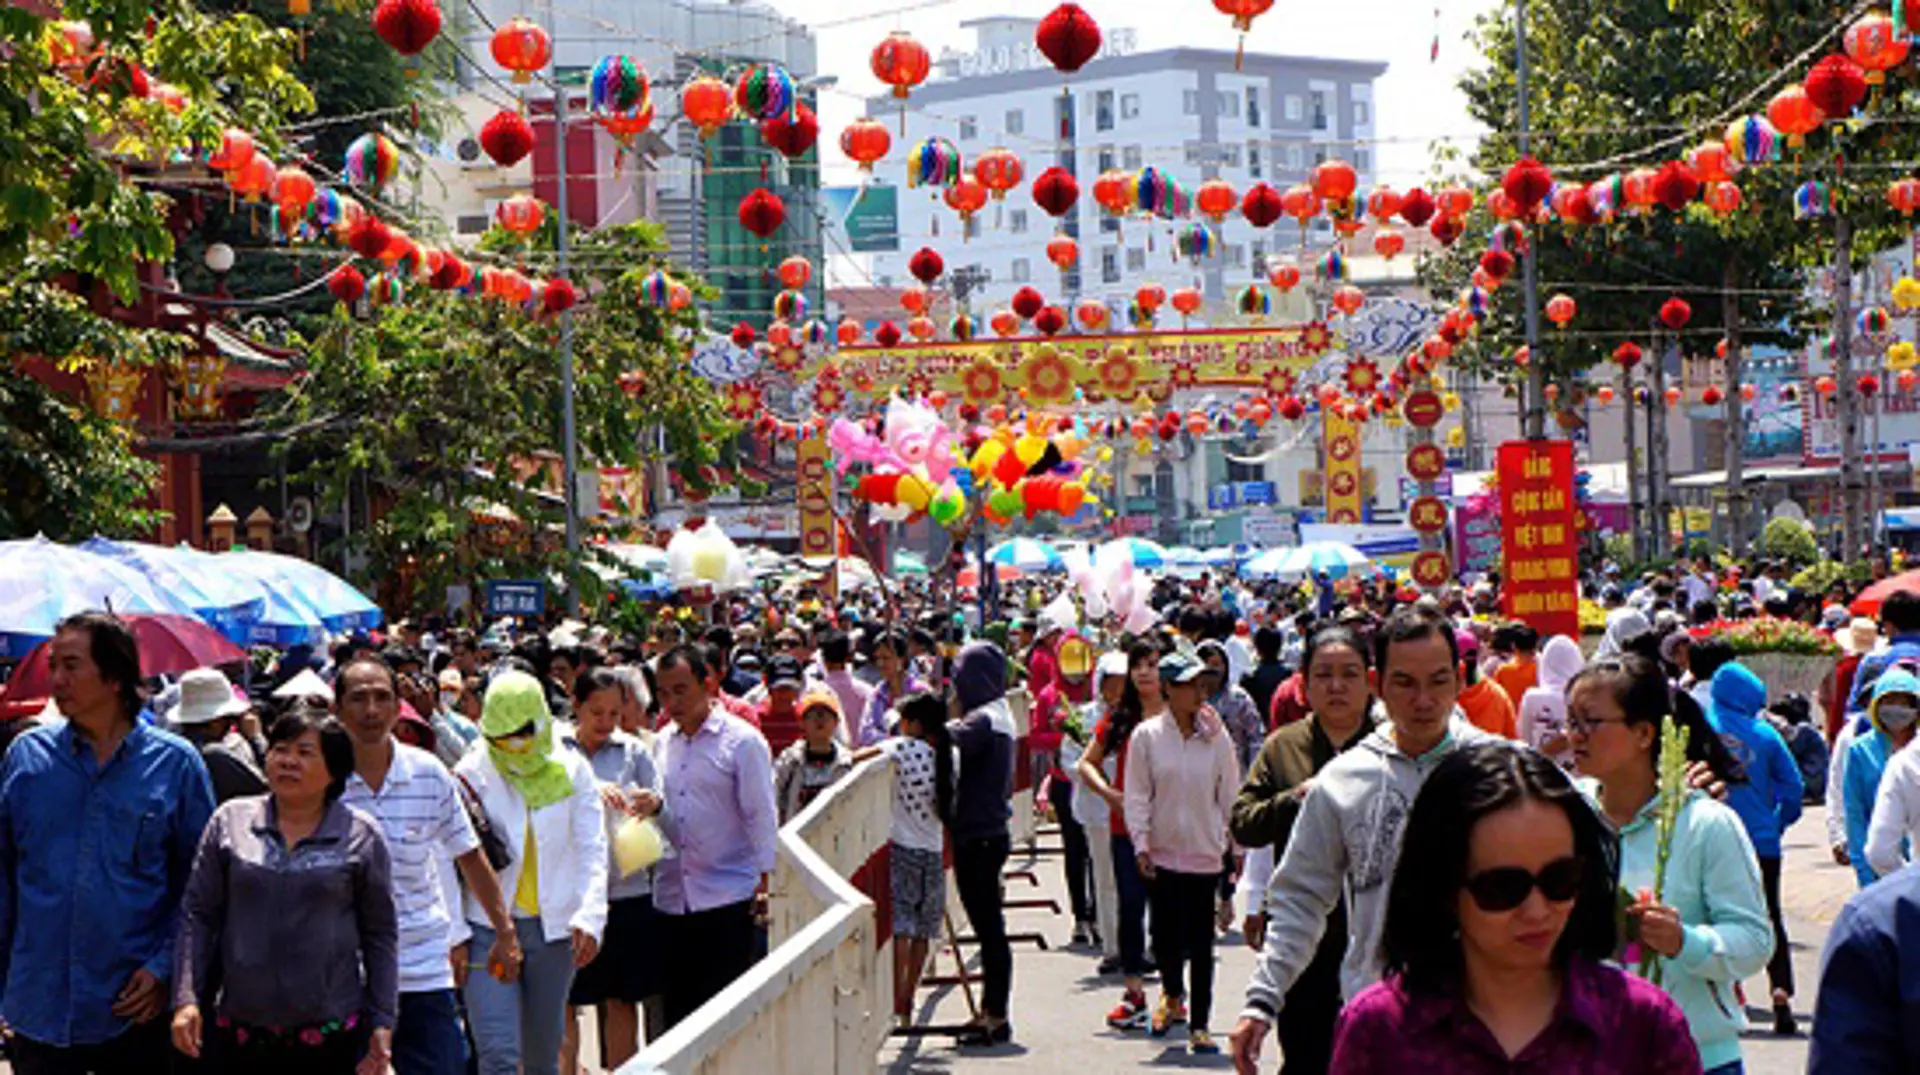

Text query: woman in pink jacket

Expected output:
[1123,650,1240,1056]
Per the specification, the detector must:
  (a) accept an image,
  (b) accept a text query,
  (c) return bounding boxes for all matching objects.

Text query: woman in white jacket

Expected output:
[457,670,609,1075]
[1518,635,1585,769]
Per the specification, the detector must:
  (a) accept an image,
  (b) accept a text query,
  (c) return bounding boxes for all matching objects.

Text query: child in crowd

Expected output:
[856,692,955,1026]
[773,692,854,823]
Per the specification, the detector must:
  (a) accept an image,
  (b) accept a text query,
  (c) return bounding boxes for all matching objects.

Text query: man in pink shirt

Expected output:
[1123,651,1240,1055]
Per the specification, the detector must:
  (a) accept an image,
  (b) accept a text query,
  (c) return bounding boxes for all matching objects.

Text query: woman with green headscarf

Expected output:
[455,670,609,1075]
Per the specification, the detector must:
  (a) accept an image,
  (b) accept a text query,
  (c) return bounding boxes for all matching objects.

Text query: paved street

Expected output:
[883,806,1852,1074]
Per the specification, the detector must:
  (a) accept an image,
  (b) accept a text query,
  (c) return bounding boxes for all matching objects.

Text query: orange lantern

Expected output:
[900,288,931,316]
[1311,159,1357,202]
[839,116,891,172]
[1093,170,1132,217]
[1330,285,1365,316]
[1687,140,1737,184]
[991,310,1020,338]
[907,316,937,340]
[490,17,551,84]
[228,154,275,202]
[1076,299,1110,332]
[1741,383,1758,402]
[1622,167,1659,211]
[1280,183,1322,224]
[1435,186,1474,218]
[681,76,735,139]
[1890,178,1920,217]
[1318,384,1342,406]
[1844,11,1909,85]
[1045,234,1079,269]
[207,127,256,174]
[1766,84,1823,148]
[777,255,812,290]
[945,176,989,230]
[1900,369,1918,393]
[1486,189,1519,220]
[974,147,1024,200]
[1545,293,1577,328]
[1706,181,1743,216]
[836,318,863,346]
[1596,385,1615,405]
[495,194,544,235]
[1134,283,1166,312]
[1268,262,1301,292]
[271,166,317,218]
[1371,228,1405,260]
[1663,386,1682,407]
[1366,186,1402,222]
[1816,375,1838,396]
[871,32,932,100]
[1171,286,1203,318]
[1195,179,1238,223]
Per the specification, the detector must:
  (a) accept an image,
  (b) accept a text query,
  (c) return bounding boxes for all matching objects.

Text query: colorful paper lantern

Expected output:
[344,132,399,194]
[1723,115,1778,165]
[490,17,551,84]
[839,117,891,172]
[907,137,961,189]
[733,62,796,122]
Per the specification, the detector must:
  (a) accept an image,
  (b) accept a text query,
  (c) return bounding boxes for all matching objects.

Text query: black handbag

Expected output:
[454,772,512,870]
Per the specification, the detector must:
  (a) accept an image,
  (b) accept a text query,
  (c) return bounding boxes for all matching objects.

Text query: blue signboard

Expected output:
[1208,485,1239,511]
[1239,481,1276,506]
[485,580,546,617]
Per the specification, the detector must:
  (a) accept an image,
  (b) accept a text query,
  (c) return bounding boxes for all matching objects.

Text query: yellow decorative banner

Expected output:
[802,323,1334,406]
[1324,408,1364,524]
[796,434,835,559]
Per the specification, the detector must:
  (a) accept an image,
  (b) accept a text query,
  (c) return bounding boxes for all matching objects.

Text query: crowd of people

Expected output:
[0,549,1918,1072]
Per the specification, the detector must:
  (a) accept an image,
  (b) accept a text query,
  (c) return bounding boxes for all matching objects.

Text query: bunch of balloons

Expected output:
[963,414,1097,525]
[834,396,967,526]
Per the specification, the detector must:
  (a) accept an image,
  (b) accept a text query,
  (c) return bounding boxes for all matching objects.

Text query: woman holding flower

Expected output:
[1565,656,1773,1075]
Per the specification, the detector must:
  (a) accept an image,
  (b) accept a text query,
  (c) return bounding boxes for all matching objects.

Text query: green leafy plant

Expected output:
[1759,517,1818,566]
[1692,616,1840,657]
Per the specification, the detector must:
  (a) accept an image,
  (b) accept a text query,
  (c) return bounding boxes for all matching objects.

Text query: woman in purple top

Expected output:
[1324,742,1702,1075]
[859,631,928,747]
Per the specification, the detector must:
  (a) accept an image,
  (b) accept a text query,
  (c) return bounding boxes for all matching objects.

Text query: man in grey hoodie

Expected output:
[948,642,1017,1045]
[1228,607,1495,1072]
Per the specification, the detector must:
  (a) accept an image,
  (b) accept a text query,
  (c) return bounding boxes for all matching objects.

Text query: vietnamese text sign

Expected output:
[1497,440,1580,639]
[822,185,900,253]
[796,434,835,559]
[1324,409,1364,524]
[485,580,546,618]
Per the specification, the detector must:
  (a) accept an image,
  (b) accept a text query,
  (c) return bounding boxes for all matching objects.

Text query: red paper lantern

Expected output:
[1278,395,1306,421]
[328,264,366,306]
[991,310,1020,337]
[1805,54,1868,118]
[1612,341,1643,369]
[345,215,392,260]
[1076,298,1110,331]
[1741,383,1757,402]
[1398,187,1436,227]
[1196,179,1238,222]
[1706,181,1743,216]
[1659,296,1692,330]
[1372,229,1405,260]
[1242,182,1284,228]
[871,32,931,100]
[900,288,930,315]
[479,109,534,167]
[974,148,1024,199]
[1701,384,1724,406]
[680,77,734,138]
[907,315,936,340]
[1035,3,1102,73]
[1011,286,1045,320]
[495,194,544,235]
[1311,159,1358,202]
[1171,287,1203,317]
[839,117,891,172]
[874,321,903,348]
[1688,141,1736,184]
[1031,167,1080,217]
[1478,249,1515,281]
[1330,285,1365,316]
[271,166,317,217]
[1651,160,1700,211]
[490,17,551,84]
[759,102,819,158]
[1900,369,1918,393]
[1134,284,1166,312]
[1436,186,1474,219]
[1501,155,1553,213]
[1279,184,1322,223]
[1889,178,1920,217]
[1268,262,1301,292]
[1844,12,1909,85]
[1093,170,1132,216]
[1430,215,1463,246]
[372,0,442,56]
[945,177,989,226]
[737,188,785,238]
[908,247,945,285]
[1045,234,1079,269]
[1366,186,1403,222]
[1486,189,1518,221]
[1767,83,1824,147]
[228,154,275,202]
[1859,373,1882,397]
[837,319,863,346]
[1663,386,1682,407]
[541,277,578,314]
[730,322,756,349]
[1816,375,1837,396]
[1033,306,1068,337]
[1545,293,1577,328]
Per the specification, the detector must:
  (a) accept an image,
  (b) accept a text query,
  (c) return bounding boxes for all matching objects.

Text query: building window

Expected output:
[1183,89,1200,116]
[1221,145,1242,167]
[1251,239,1266,266]
[456,214,488,235]
[1100,215,1120,234]
[1184,142,1205,166]
[1310,90,1328,130]
[1284,94,1303,122]
[1226,244,1245,268]
[1284,142,1303,170]
[1246,87,1262,127]
[1005,108,1024,135]
[1055,95,1075,140]
[1248,142,1262,177]
[958,115,977,141]
[1218,92,1240,119]
[1126,247,1146,272]
[1009,209,1029,234]
[1095,89,1115,132]
[1312,145,1327,166]
[965,215,980,240]
[1354,100,1371,125]
[1097,145,1116,172]
[1227,459,1266,483]
[1121,93,1141,119]
[1011,258,1031,283]
[1123,144,1143,169]
[1354,148,1371,172]
[1101,247,1120,284]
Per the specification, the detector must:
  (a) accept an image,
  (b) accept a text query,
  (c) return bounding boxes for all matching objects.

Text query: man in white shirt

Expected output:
[1682,560,1717,613]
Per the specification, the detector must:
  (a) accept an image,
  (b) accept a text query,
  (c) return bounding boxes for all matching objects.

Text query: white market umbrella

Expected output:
[1246,541,1373,581]
[986,537,1064,573]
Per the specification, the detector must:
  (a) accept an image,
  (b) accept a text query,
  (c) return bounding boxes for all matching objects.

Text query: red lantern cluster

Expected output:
[1242,182,1283,228]
[1032,167,1080,217]
[908,247,945,285]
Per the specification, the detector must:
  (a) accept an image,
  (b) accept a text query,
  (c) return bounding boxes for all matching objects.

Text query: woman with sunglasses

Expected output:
[1566,656,1772,1075]
[456,671,609,1075]
[1328,741,1700,1073]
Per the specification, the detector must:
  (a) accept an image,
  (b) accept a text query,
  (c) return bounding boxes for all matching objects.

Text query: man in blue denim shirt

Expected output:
[0,612,215,1073]
[1811,864,1920,1072]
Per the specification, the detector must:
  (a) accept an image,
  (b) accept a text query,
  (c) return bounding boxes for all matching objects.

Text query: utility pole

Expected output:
[1623,361,1640,561]
[1514,0,1545,439]
[1722,258,1748,557]
[1834,214,1863,563]
[545,22,582,617]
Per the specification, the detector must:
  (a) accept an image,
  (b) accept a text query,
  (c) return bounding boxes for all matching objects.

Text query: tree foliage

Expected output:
[1759,514,1818,565]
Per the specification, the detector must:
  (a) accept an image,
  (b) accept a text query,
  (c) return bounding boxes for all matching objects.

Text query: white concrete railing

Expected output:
[622,755,894,1075]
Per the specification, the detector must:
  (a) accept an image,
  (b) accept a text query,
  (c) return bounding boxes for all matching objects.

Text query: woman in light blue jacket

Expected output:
[1567,655,1773,1075]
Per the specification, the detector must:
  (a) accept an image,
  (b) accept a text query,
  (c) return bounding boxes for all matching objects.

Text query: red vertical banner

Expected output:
[1496,440,1580,640]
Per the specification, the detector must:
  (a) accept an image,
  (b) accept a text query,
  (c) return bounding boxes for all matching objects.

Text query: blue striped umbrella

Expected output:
[211,549,383,641]
[80,538,268,640]
[986,537,1064,573]
[0,537,205,658]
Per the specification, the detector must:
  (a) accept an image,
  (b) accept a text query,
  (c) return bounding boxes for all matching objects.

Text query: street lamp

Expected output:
[203,242,235,274]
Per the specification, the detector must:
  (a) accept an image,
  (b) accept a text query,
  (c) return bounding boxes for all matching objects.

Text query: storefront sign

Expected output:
[1324,409,1364,524]
[1496,440,1580,639]
[484,580,546,617]
[1397,474,1454,501]
[796,434,835,559]
[1239,480,1276,505]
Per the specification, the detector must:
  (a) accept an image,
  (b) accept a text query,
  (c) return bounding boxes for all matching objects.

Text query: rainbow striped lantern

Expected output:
[772,289,808,322]
[802,319,829,347]
[640,270,672,307]
[1488,220,1528,255]
[589,55,650,114]
[1158,176,1191,220]
[1134,166,1173,217]
[1587,174,1621,222]
[1794,179,1833,220]
[1176,222,1215,262]
[344,132,399,195]
[950,313,975,341]
[1317,248,1348,283]
[308,188,347,233]
[907,136,961,190]
[1723,115,1778,167]
[733,62,796,122]
[369,271,406,307]
[1466,285,1490,322]
[1127,299,1156,329]
[1238,284,1271,319]
[1858,305,1892,337]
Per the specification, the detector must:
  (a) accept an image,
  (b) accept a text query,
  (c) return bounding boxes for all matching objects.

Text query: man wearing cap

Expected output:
[772,692,854,824]
[170,668,269,804]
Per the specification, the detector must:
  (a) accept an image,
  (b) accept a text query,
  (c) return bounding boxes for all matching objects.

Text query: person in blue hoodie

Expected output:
[1844,669,1920,888]
[1707,660,1805,1035]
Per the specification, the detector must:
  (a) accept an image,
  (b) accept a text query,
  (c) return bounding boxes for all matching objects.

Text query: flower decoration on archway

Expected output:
[1262,366,1297,397]
[1168,359,1200,389]
[904,370,935,399]
[1020,344,1077,406]
[1095,348,1140,399]
[1301,321,1333,353]
[849,367,875,394]
[770,346,804,374]
[960,356,1004,406]
[813,380,846,415]
[1343,357,1381,395]
[724,382,762,420]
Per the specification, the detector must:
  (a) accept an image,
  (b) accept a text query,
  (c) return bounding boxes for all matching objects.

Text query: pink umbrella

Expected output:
[2,613,248,708]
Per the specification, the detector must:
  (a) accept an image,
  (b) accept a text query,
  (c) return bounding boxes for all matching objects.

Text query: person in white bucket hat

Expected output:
[171,668,268,804]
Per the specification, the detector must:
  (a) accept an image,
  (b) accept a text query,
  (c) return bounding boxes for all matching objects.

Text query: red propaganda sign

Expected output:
[1405,442,1446,481]
[1408,495,1450,534]
[1403,390,1443,428]
[1412,550,1451,588]
[1495,439,1579,639]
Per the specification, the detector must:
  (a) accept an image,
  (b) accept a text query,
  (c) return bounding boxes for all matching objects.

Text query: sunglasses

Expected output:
[1463,856,1584,913]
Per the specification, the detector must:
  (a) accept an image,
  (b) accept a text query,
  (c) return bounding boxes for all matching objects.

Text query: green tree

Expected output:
[272,220,741,609]
[0,1,314,539]
[1759,515,1818,565]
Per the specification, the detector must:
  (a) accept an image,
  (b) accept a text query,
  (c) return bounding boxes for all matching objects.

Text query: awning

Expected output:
[1667,461,1906,489]
[203,320,300,391]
